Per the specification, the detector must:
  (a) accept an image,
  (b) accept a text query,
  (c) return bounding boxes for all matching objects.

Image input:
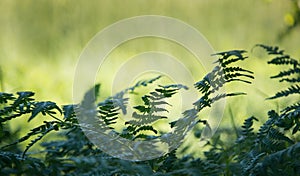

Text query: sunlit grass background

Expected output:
[0,0,299,154]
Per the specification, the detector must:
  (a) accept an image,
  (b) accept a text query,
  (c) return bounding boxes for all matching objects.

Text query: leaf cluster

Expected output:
[0,45,299,175]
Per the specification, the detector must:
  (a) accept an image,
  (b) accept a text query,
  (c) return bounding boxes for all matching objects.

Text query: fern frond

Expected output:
[194,50,253,113]
[255,44,284,55]
[194,76,211,93]
[255,110,295,154]
[133,134,157,140]
[269,57,300,83]
[235,117,259,165]
[242,151,266,175]
[267,55,299,66]
[275,102,300,133]
[210,92,247,104]
[212,50,247,66]
[0,92,35,123]
[193,92,246,111]
[12,91,35,108]
[281,102,300,114]
[159,84,188,90]
[252,142,300,175]
[0,92,15,104]
[267,128,294,144]
[22,123,57,157]
[95,76,163,126]
[224,72,254,80]
[135,125,158,134]
[127,75,162,92]
[267,84,300,99]
[98,99,124,126]
[62,104,77,122]
[278,77,300,83]
[241,116,258,137]
[125,112,167,126]
[223,66,254,74]
[124,84,186,139]
[0,112,24,123]
[29,101,62,122]
[2,121,60,154]
[256,110,279,140]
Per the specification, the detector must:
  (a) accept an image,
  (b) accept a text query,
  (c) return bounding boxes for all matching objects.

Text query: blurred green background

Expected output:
[0,0,299,151]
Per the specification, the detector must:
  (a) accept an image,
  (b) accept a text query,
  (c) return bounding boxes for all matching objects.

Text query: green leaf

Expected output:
[134,105,151,113]
[13,91,34,107]
[28,101,62,122]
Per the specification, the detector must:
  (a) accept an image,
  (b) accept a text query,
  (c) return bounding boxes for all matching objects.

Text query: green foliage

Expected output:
[194,49,253,111]
[1,46,299,175]
[233,45,300,175]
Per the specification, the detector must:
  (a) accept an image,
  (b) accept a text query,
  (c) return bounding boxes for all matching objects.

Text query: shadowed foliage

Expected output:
[0,46,299,175]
